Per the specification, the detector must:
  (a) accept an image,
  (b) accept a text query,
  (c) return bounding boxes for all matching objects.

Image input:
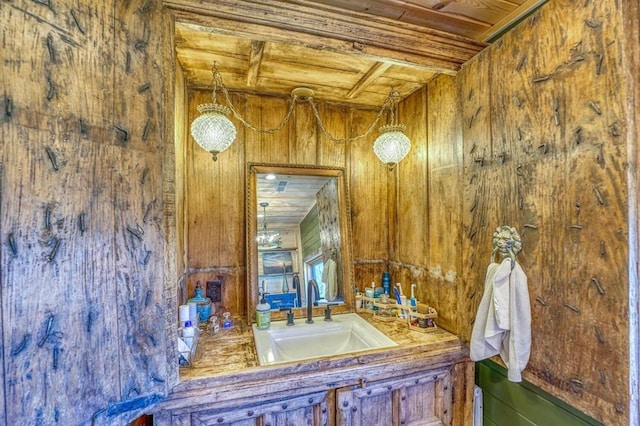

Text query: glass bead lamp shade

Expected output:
[373,124,411,168]
[190,103,237,161]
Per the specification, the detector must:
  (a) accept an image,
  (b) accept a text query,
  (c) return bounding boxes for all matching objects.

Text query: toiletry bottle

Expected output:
[256,291,271,330]
[410,283,418,312]
[179,304,190,327]
[188,302,197,327]
[382,271,391,295]
[182,320,195,349]
[188,281,212,324]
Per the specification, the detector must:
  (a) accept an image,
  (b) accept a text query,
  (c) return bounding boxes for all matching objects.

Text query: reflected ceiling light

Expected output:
[190,63,411,168]
[265,173,277,181]
[256,202,281,249]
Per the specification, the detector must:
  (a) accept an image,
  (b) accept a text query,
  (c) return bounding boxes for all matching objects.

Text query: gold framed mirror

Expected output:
[247,163,354,322]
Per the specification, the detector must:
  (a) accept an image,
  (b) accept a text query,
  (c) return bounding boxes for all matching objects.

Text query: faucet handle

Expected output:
[280,307,295,326]
[324,303,339,322]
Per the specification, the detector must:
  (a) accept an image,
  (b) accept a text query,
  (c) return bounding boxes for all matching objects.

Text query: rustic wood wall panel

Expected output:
[424,76,463,334]
[175,64,188,279]
[244,95,292,164]
[317,103,348,168]
[453,0,630,423]
[456,46,495,341]
[114,147,168,406]
[163,19,180,392]
[112,1,171,412]
[621,0,640,420]
[396,88,428,267]
[1,0,173,423]
[185,90,393,310]
[290,103,318,165]
[1,125,122,423]
[349,109,391,289]
[185,90,246,314]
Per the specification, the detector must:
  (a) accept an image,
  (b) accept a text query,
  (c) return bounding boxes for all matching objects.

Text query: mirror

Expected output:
[247,164,353,320]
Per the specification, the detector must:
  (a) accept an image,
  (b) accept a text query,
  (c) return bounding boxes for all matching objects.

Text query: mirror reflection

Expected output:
[247,164,352,316]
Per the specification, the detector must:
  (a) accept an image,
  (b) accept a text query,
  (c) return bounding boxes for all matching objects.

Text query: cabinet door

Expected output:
[336,368,452,426]
[186,391,330,426]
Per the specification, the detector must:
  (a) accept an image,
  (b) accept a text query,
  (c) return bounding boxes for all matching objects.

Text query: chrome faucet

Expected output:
[306,279,320,324]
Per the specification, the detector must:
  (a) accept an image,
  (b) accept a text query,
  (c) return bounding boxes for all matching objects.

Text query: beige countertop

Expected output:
[172,311,467,394]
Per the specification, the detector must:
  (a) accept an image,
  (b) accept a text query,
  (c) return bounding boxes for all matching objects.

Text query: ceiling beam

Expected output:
[164,0,487,74]
[476,0,549,42]
[246,40,265,87]
[346,62,392,99]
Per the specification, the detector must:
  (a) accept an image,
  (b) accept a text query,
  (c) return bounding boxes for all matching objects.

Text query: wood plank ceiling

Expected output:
[171,0,547,107]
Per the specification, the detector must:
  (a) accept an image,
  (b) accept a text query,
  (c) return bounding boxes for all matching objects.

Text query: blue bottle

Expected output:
[381,271,391,295]
[188,281,212,324]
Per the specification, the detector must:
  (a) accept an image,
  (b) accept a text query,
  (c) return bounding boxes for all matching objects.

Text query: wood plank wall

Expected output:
[1,1,176,423]
[185,90,392,316]
[425,0,630,423]
[182,1,635,423]
[175,63,188,305]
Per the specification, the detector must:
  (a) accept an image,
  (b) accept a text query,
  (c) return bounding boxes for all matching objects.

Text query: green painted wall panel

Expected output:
[483,393,536,426]
[300,204,320,258]
[476,361,602,426]
[483,415,498,426]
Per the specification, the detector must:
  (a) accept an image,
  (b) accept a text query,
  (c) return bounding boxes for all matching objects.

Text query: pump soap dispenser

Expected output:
[256,280,271,330]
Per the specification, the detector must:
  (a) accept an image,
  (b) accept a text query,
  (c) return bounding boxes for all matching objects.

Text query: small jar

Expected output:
[208,316,220,335]
[222,312,234,330]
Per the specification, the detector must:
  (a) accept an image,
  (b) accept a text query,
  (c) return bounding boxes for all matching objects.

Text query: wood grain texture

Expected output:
[175,64,188,279]
[454,0,630,423]
[457,44,494,344]
[159,313,467,425]
[425,76,464,334]
[163,17,181,393]
[1,124,121,424]
[186,90,385,317]
[165,0,487,73]
[0,0,173,424]
[620,0,640,422]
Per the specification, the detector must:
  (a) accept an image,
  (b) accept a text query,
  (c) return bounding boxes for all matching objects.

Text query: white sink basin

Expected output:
[253,313,397,366]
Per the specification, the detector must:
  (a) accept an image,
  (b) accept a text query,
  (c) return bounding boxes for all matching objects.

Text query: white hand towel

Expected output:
[322,258,338,301]
[470,258,531,382]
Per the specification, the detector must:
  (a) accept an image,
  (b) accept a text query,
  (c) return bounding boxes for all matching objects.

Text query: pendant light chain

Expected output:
[209,63,400,144]
[307,97,388,144]
[212,64,299,135]
[193,62,411,165]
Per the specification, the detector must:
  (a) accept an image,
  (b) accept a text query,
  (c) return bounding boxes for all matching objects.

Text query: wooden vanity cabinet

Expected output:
[157,390,333,426]
[158,368,454,426]
[336,368,452,426]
